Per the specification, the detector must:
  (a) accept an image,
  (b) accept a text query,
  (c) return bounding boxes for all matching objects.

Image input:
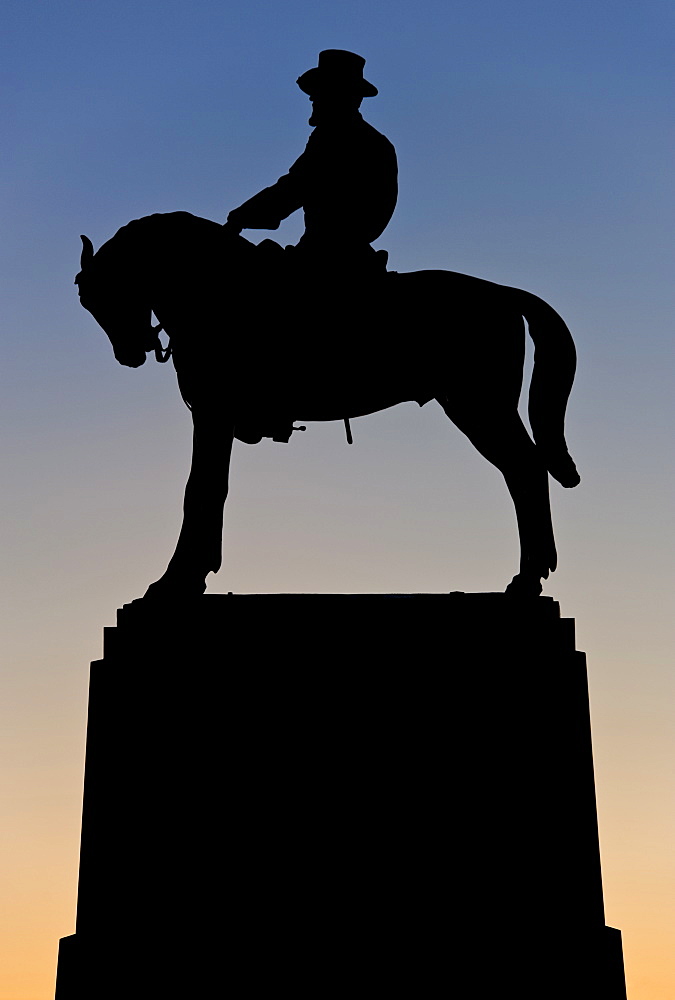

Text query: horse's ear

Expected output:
[80,235,95,268]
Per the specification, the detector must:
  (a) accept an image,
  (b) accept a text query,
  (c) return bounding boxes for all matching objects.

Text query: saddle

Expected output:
[254,237,389,278]
[230,240,392,446]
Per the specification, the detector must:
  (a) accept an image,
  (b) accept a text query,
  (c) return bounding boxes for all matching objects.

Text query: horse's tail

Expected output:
[518,290,581,488]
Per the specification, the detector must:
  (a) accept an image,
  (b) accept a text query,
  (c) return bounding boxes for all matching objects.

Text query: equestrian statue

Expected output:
[75,50,580,600]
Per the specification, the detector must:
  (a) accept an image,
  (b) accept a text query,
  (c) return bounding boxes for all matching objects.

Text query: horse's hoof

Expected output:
[504,574,543,598]
[142,576,207,601]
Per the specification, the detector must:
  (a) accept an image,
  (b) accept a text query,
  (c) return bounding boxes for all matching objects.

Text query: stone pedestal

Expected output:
[56,594,626,997]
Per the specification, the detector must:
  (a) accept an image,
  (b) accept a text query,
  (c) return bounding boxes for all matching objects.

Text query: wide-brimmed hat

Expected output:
[296,50,378,97]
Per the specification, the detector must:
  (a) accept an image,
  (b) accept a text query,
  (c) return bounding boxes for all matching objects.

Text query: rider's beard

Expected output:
[308,108,355,127]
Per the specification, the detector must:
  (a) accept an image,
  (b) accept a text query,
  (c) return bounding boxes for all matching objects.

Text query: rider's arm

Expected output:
[227,151,307,231]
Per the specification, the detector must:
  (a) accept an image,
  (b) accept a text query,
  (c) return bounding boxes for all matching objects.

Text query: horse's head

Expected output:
[75,232,155,368]
[76,212,250,368]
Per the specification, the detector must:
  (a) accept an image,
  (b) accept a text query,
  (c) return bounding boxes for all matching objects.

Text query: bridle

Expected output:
[151,322,172,363]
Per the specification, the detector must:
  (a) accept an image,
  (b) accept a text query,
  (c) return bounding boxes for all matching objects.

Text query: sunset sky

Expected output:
[1,1,673,997]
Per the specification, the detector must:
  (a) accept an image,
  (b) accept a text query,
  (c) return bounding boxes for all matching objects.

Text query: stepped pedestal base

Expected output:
[56,594,626,997]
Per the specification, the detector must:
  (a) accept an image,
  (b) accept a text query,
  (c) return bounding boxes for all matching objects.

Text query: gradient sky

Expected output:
[1,1,673,997]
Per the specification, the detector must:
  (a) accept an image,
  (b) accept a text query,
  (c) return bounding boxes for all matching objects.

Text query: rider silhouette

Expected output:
[225,50,398,277]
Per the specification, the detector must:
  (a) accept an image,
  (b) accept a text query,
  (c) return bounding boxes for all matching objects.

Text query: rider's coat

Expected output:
[228,112,398,261]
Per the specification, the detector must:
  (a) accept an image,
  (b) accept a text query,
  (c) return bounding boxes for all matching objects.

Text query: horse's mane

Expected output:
[98,211,222,262]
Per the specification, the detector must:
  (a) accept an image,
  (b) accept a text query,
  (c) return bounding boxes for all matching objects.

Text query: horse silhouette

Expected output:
[75,211,580,598]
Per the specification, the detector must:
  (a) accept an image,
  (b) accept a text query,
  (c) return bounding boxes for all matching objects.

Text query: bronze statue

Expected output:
[75,51,580,600]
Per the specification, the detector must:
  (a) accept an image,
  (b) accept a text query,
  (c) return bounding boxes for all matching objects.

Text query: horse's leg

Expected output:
[438,397,556,596]
[502,455,557,596]
[144,404,234,598]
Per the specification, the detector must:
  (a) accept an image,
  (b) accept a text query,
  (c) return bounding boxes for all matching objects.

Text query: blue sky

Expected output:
[1,2,674,996]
